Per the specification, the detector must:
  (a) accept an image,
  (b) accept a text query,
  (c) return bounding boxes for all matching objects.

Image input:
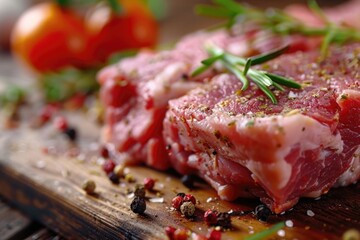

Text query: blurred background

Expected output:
[0,0,349,52]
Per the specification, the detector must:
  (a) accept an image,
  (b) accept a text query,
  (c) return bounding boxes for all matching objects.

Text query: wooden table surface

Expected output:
[1,1,359,240]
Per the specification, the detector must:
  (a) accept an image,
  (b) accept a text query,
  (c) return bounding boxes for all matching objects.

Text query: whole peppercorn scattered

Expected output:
[143,177,155,191]
[100,145,109,158]
[134,184,146,198]
[54,116,68,131]
[82,180,96,195]
[183,194,196,205]
[108,172,120,184]
[171,196,184,210]
[39,105,55,124]
[113,164,125,177]
[181,174,196,188]
[165,226,177,239]
[180,201,195,218]
[204,209,218,225]
[207,229,222,240]
[102,159,116,174]
[64,127,77,141]
[216,212,231,228]
[176,192,186,198]
[125,173,135,183]
[254,204,271,222]
[173,228,189,240]
[130,196,146,214]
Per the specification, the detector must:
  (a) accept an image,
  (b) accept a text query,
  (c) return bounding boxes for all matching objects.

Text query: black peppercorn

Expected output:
[64,127,77,141]
[176,192,186,198]
[108,172,120,184]
[216,212,231,228]
[134,184,146,198]
[181,175,195,188]
[131,197,146,214]
[254,204,271,222]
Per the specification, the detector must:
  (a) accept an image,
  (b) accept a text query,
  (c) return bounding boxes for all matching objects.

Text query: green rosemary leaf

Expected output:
[250,45,289,65]
[265,73,301,89]
[195,5,232,18]
[202,54,224,66]
[248,70,273,87]
[308,0,328,24]
[245,222,285,240]
[320,26,336,59]
[272,81,285,91]
[191,65,211,77]
[243,58,252,75]
[251,77,278,104]
[213,0,247,14]
[222,61,249,90]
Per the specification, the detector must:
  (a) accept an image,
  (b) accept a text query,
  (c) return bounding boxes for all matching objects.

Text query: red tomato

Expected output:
[11,2,91,72]
[85,0,158,63]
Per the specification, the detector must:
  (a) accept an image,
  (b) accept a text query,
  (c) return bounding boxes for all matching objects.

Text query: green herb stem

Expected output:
[192,44,301,104]
[244,222,286,240]
[197,0,360,56]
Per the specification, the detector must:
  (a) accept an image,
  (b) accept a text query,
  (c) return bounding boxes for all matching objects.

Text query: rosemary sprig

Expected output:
[40,68,99,103]
[192,44,301,104]
[196,0,360,57]
[244,222,285,240]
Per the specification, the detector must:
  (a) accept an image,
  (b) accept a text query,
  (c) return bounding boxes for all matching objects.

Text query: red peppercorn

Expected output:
[207,229,222,240]
[171,196,184,210]
[173,228,188,240]
[100,145,109,158]
[183,194,196,205]
[204,209,218,226]
[102,160,116,174]
[39,105,55,123]
[143,177,155,190]
[54,116,68,131]
[165,226,177,240]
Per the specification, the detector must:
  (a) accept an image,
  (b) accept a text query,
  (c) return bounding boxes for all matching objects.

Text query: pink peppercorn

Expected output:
[39,105,55,123]
[143,177,155,190]
[183,194,196,205]
[165,226,176,240]
[207,229,222,240]
[171,196,184,210]
[173,228,188,240]
[54,116,68,131]
[204,209,218,226]
[102,160,116,174]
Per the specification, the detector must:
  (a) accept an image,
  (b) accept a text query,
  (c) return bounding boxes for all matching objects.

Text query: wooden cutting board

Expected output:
[0,106,359,240]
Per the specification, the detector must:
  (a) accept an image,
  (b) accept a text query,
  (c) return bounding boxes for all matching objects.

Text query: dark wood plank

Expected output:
[0,113,359,240]
[24,228,60,240]
[0,198,42,240]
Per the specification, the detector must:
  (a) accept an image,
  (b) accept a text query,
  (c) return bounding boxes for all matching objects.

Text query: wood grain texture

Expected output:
[0,111,359,240]
[0,198,42,240]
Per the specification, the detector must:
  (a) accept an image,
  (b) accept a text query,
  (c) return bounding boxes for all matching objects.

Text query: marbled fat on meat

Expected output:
[163,44,360,213]
[97,28,308,170]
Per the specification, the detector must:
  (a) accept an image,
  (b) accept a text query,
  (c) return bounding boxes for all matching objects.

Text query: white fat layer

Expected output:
[242,114,343,191]
[335,146,360,187]
[148,62,200,107]
[336,89,360,104]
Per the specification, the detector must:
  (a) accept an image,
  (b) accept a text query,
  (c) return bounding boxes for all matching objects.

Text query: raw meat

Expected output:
[97,28,311,170]
[163,44,360,213]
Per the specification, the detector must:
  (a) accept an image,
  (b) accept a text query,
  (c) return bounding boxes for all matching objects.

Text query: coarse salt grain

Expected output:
[149,197,164,203]
[277,229,286,237]
[307,210,315,217]
[285,220,294,228]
